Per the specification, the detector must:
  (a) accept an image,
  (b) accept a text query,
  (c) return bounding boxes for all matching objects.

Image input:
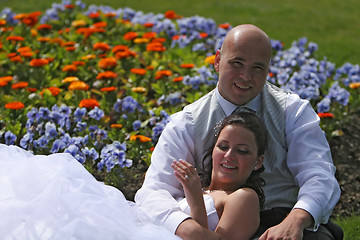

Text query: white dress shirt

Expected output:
[135,86,340,233]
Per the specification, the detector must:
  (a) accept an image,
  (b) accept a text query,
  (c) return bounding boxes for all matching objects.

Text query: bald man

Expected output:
[135,24,341,240]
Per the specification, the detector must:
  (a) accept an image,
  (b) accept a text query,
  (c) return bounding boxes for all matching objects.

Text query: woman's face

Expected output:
[210,124,263,191]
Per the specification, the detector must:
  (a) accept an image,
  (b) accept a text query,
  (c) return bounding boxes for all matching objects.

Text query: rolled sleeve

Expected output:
[286,94,341,230]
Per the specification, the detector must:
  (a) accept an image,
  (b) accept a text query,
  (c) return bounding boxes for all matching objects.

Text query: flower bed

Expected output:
[1,0,359,188]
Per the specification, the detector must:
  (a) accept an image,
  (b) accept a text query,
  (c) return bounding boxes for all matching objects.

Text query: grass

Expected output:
[0,0,359,237]
[0,0,359,66]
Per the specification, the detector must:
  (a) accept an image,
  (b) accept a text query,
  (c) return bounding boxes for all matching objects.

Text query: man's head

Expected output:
[214,24,272,106]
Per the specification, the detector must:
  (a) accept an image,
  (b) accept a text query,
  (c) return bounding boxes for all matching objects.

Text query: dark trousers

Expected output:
[251,208,343,240]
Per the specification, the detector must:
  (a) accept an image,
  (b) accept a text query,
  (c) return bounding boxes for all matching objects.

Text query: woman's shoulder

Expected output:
[230,187,260,203]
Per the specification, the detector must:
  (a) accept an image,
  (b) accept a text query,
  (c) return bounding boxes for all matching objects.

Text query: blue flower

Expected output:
[20,133,34,149]
[64,144,80,158]
[317,97,331,113]
[74,107,87,121]
[51,139,67,153]
[45,122,58,139]
[4,131,17,145]
[82,147,99,161]
[33,135,49,149]
[133,120,141,131]
[38,107,51,121]
[27,107,39,121]
[122,96,141,113]
[74,122,87,132]
[88,107,105,120]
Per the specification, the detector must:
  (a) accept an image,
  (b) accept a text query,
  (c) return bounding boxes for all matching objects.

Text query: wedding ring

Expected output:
[185,174,189,180]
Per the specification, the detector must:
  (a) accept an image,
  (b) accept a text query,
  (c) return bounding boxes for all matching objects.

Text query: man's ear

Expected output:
[214,50,221,72]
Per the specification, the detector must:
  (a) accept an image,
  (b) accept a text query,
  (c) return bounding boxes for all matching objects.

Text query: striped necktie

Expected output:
[232,106,256,115]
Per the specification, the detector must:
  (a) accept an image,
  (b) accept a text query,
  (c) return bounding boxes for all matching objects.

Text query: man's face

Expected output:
[214,34,270,106]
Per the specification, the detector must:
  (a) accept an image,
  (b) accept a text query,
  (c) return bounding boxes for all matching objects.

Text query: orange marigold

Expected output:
[79,99,100,109]
[130,135,152,142]
[81,54,96,60]
[5,101,25,110]
[17,46,32,53]
[62,76,79,83]
[349,82,360,89]
[131,68,147,75]
[100,86,116,92]
[27,87,37,92]
[72,61,86,66]
[12,81,29,89]
[30,58,49,67]
[123,31,138,41]
[41,86,61,96]
[155,70,172,80]
[180,63,195,69]
[71,19,87,28]
[93,21,107,28]
[6,35,25,41]
[110,123,123,129]
[199,32,208,38]
[89,12,100,18]
[143,22,154,28]
[36,24,52,30]
[93,42,110,51]
[205,55,216,65]
[0,76,13,82]
[218,23,231,29]
[146,42,166,52]
[143,32,157,39]
[317,112,334,118]
[62,64,78,72]
[68,81,89,90]
[96,71,117,79]
[10,55,23,63]
[131,87,146,93]
[173,76,183,82]
[164,10,181,19]
[98,57,117,69]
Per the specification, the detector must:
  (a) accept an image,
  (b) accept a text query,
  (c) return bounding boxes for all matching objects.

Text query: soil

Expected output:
[119,111,360,219]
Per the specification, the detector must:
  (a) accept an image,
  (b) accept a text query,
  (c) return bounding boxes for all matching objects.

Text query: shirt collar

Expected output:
[215,85,260,116]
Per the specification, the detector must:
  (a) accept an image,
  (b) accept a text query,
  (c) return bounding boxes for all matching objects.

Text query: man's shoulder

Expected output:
[184,89,216,111]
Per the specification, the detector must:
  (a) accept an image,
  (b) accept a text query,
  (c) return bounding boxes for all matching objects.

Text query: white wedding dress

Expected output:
[0,144,180,240]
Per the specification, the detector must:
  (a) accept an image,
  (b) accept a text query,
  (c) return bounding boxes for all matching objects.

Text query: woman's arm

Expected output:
[171,160,208,229]
[214,188,260,240]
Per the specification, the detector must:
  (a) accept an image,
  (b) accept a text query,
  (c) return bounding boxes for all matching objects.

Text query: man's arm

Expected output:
[135,111,202,234]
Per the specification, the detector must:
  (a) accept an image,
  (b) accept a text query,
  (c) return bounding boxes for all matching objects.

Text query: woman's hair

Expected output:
[201,111,268,208]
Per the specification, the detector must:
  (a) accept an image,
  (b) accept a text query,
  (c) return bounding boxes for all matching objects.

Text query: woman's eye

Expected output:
[237,149,248,154]
[217,144,228,151]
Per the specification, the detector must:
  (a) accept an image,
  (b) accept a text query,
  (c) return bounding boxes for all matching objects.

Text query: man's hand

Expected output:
[176,219,223,240]
[259,209,314,240]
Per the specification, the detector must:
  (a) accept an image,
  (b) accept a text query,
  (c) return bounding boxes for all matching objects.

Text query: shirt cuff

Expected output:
[164,210,192,234]
[293,199,321,231]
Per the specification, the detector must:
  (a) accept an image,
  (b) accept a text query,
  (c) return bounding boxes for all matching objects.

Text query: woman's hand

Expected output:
[171,159,208,228]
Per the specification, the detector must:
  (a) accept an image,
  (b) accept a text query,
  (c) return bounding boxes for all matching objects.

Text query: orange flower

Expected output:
[173,76,183,82]
[134,38,150,44]
[123,31,138,41]
[5,101,25,110]
[349,82,360,89]
[10,55,23,63]
[36,24,52,30]
[68,81,89,90]
[62,64,78,72]
[62,76,79,83]
[71,19,87,28]
[110,123,123,129]
[131,68,147,75]
[218,23,231,29]
[318,112,334,118]
[180,63,195,69]
[143,32,157,39]
[0,76,14,83]
[105,12,117,18]
[93,21,107,28]
[65,46,76,51]
[20,51,33,58]
[93,42,110,51]
[155,70,172,80]
[72,61,86,66]
[12,81,29,89]
[27,87,37,92]
[130,135,152,142]
[112,45,129,54]
[132,87,146,93]
[41,86,61,96]
[79,99,100,109]
[64,4,75,9]
[143,22,154,28]
[81,54,96,60]
[164,10,181,19]
[98,57,117,69]
[89,12,100,18]
[199,32,208,38]
[6,35,25,41]
[0,19,6,26]
[101,86,116,92]
[30,58,49,67]
[96,71,117,79]
[146,42,166,52]
[205,55,216,65]
[14,11,41,27]
[17,46,32,53]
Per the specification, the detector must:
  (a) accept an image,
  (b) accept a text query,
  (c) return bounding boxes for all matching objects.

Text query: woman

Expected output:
[171,111,267,240]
